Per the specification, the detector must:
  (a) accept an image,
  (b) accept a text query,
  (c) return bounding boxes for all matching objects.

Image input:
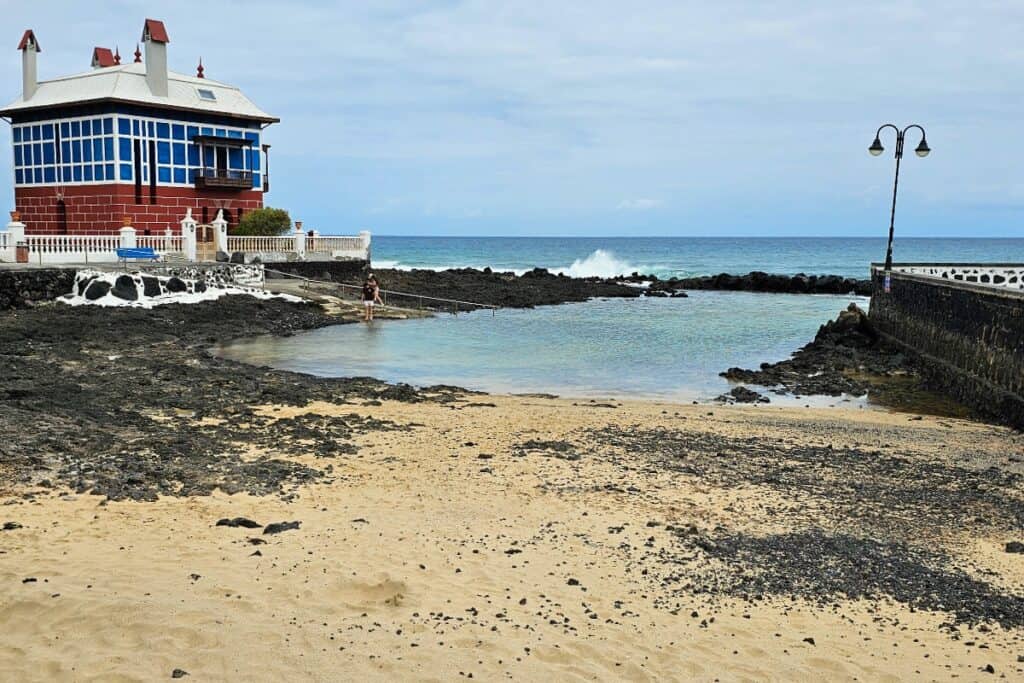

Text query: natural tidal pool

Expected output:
[218,292,869,404]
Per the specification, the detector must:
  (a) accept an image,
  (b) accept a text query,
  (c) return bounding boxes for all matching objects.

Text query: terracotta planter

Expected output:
[9,211,20,222]
[122,216,133,227]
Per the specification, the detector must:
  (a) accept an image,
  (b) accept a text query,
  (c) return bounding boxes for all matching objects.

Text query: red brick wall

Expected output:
[14,184,264,235]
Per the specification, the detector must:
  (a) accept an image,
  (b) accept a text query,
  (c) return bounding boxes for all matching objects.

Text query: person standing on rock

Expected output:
[362,277,378,322]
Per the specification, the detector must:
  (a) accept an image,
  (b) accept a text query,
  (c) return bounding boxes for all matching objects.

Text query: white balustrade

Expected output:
[886,264,1024,291]
[226,235,297,254]
[25,234,122,264]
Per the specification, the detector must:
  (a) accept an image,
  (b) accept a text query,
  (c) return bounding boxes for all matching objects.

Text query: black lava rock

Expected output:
[84,280,112,301]
[216,517,262,529]
[141,276,162,298]
[263,521,301,535]
[111,275,139,302]
[1006,541,1024,554]
[165,277,187,293]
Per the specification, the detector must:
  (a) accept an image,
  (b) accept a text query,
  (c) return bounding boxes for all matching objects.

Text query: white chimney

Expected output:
[18,30,40,101]
[141,19,169,97]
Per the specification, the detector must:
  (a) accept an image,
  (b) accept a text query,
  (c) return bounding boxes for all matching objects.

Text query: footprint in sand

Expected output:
[332,575,411,610]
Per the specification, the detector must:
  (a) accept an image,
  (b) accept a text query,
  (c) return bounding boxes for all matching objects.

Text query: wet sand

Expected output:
[2,394,1022,681]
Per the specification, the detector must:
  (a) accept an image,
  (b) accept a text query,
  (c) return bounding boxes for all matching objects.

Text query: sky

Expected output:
[0,1,1021,237]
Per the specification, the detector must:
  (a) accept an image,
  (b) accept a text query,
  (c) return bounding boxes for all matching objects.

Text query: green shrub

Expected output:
[234,207,292,236]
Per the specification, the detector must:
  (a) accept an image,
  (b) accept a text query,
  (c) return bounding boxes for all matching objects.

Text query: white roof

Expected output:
[1,62,277,122]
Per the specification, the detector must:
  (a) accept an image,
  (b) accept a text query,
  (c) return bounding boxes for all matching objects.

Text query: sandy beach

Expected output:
[2,382,1023,680]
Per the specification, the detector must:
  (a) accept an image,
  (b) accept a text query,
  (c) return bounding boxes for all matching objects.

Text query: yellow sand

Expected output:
[1,397,1021,681]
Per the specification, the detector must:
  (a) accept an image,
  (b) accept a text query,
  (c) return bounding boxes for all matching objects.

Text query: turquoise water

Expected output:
[371,236,1024,280]
[219,291,867,401]
[223,236,1021,399]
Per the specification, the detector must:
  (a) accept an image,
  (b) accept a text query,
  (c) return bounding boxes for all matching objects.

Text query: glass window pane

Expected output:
[118,118,130,135]
[32,125,41,140]
[187,144,199,165]
[34,143,41,162]
[34,168,42,183]
[172,124,185,140]
[228,148,243,169]
[133,120,140,136]
[83,142,92,162]
[104,118,114,135]
[173,167,186,183]
[94,164,105,181]
[12,127,21,143]
[82,120,91,136]
[172,143,185,165]
[83,165,93,182]
[71,141,81,163]
[72,166,81,182]
[62,166,73,182]
[44,167,55,183]
[22,169,31,184]
[186,126,199,140]
[70,121,80,137]
[119,138,132,161]
[61,141,71,161]
[106,163,114,179]
[104,137,114,161]
[15,169,23,184]
[156,122,170,139]
[120,163,133,181]
[93,138,103,161]
[252,173,260,189]
[158,166,171,183]
[43,142,55,164]
[157,141,170,164]
[147,121,155,137]
[42,124,54,140]
[23,145,32,165]
[14,146,22,166]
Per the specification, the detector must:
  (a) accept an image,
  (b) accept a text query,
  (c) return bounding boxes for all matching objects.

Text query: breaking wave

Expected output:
[553,249,644,278]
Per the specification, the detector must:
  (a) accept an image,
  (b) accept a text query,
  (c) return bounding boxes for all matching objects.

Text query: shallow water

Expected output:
[218,292,868,403]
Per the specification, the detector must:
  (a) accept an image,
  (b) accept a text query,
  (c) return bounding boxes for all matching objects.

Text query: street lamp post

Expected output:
[869,124,930,292]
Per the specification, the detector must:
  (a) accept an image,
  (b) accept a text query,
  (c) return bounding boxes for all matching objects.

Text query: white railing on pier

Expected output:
[884,263,1023,291]
[307,234,370,260]
[137,233,184,254]
[26,234,122,264]
[226,235,297,254]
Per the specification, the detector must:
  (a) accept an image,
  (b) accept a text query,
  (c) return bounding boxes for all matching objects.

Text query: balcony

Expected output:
[194,168,253,190]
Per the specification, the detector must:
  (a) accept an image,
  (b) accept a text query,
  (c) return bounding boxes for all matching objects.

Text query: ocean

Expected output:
[219,236,1024,401]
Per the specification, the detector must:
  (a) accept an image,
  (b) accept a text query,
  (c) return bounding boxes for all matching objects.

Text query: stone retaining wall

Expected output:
[869,269,1024,428]
[0,268,76,310]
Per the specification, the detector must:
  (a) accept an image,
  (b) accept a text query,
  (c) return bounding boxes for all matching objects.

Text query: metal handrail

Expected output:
[263,267,499,315]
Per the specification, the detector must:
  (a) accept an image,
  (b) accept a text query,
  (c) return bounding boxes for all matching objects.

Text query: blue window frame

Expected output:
[42,142,55,164]
[228,130,242,139]
[156,122,170,139]
[70,121,80,137]
[104,118,114,135]
[22,170,32,185]
[12,127,21,143]
[82,120,91,136]
[157,141,170,164]
[244,132,259,143]
[172,143,185,165]
[201,127,213,136]
[120,163,133,181]
[215,128,226,137]
[158,166,171,183]
[172,124,185,140]
[173,167,186,183]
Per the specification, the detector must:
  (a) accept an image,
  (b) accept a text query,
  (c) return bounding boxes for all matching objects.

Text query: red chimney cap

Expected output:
[92,47,116,68]
[141,19,169,44]
[17,29,41,52]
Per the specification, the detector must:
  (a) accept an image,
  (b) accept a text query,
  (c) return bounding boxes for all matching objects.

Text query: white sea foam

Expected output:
[553,249,647,278]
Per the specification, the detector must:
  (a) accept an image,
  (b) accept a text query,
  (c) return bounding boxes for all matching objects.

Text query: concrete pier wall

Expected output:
[869,267,1024,429]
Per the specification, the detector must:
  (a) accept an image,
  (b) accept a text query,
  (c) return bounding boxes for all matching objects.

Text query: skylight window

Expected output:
[197,88,216,101]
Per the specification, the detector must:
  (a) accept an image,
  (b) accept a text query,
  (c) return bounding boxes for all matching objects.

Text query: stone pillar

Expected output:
[4,212,26,261]
[119,225,137,249]
[181,209,198,262]
[294,226,306,259]
[212,209,228,256]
